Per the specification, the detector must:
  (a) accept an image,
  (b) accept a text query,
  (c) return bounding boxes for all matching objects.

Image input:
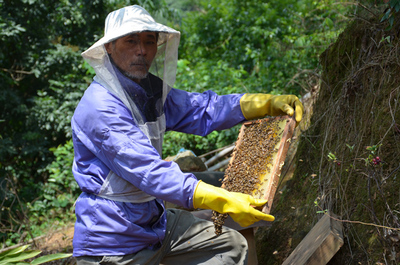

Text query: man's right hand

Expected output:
[193,181,275,227]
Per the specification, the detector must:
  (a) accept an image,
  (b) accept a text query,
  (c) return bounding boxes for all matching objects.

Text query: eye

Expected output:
[147,41,156,45]
[127,39,139,44]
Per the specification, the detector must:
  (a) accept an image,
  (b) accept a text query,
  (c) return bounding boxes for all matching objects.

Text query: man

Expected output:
[72,5,304,265]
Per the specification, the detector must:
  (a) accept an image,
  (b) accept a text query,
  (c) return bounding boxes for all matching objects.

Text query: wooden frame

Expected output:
[222,115,296,214]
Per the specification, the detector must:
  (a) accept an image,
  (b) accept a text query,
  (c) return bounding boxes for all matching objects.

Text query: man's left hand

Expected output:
[240,93,304,124]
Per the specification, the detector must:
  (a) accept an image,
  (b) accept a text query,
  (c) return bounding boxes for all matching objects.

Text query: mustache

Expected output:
[130,59,150,67]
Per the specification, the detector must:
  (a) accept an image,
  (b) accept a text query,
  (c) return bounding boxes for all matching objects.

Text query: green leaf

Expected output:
[389,15,394,26]
[327,152,337,161]
[30,253,72,265]
[346,144,354,152]
[0,245,31,260]
[389,0,398,7]
[324,17,334,29]
[395,3,400,12]
[295,36,305,47]
[380,9,391,22]
[0,250,41,264]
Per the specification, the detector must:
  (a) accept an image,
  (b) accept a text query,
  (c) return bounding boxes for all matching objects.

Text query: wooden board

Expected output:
[282,212,344,265]
[222,115,296,214]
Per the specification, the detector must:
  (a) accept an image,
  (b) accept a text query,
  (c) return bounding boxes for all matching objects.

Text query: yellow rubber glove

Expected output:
[193,181,275,227]
[240,93,304,124]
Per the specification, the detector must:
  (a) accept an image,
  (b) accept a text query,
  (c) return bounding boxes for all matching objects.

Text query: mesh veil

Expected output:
[81,5,180,154]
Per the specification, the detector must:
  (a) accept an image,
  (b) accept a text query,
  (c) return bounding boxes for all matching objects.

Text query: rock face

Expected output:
[255,7,400,265]
[165,150,207,172]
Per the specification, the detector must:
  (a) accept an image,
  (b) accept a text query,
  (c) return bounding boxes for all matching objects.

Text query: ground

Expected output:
[34,225,75,264]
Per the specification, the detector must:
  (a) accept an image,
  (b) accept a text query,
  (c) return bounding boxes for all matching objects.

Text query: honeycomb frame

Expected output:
[212,115,296,234]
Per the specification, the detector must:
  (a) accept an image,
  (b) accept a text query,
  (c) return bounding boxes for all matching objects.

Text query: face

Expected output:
[105,32,158,82]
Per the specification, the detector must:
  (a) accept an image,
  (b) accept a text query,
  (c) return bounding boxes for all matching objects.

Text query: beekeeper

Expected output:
[71,5,304,265]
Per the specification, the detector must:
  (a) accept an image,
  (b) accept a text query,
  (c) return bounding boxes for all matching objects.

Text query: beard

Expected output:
[109,55,150,82]
[121,66,149,81]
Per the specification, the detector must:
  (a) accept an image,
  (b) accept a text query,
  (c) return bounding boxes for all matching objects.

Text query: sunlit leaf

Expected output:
[0,250,41,264]
[30,253,72,265]
[0,245,31,260]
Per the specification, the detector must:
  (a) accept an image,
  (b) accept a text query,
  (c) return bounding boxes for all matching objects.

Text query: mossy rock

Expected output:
[256,7,400,265]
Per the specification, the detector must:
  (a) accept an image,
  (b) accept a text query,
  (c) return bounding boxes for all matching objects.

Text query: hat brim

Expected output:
[82,21,180,60]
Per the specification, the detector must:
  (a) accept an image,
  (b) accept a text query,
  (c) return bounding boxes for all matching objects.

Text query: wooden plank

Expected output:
[256,116,296,214]
[282,212,344,265]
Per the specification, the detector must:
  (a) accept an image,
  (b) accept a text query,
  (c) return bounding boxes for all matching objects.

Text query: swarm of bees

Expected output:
[211,117,289,235]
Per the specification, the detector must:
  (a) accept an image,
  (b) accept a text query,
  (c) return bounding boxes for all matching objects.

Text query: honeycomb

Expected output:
[211,116,295,235]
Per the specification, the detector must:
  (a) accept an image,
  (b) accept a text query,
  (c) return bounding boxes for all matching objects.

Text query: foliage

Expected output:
[0,245,71,265]
[25,140,78,240]
[0,0,108,246]
[381,0,400,28]
[0,0,176,247]
[177,0,349,96]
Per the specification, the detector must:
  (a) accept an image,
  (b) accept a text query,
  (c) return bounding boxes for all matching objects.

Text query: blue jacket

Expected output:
[71,74,246,256]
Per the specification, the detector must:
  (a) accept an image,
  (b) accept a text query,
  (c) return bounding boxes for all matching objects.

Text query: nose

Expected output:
[136,41,148,57]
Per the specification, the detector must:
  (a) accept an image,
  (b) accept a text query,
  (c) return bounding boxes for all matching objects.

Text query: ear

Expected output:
[104,43,112,54]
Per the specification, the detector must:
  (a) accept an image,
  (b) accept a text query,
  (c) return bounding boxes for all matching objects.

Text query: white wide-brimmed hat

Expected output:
[82,5,180,62]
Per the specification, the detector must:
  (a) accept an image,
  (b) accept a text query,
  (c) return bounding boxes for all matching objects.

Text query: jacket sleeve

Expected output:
[72,85,198,208]
[164,88,246,136]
